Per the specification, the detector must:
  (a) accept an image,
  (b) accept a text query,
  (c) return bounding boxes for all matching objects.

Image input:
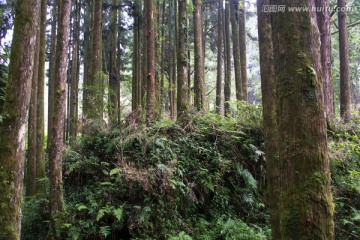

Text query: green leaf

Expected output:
[110,167,122,176]
[113,206,124,221]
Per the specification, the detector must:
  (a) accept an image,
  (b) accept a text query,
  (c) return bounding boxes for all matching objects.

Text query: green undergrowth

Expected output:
[62,109,270,239]
[328,118,360,240]
[21,106,360,239]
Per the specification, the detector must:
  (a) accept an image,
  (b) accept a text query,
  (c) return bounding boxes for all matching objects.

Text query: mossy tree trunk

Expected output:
[36,0,47,194]
[132,0,140,113]
[0,0,40,239]
[26,10,40,197]
[47,0,57,149]
[109,0,119,125]
[86,0,103,120]
[270,0,334,238]
[230,0,242,102]
[257,0,279,238]
[145,0,156,123]
[48,0,71,238]
[193,0,205,111]
[177,0,189,118]
[239,0,247,101]
[338,0,351,122]
[69,0,80,142]
[224,1,231,116]
[316,0,334,126]
[215,0,223,114]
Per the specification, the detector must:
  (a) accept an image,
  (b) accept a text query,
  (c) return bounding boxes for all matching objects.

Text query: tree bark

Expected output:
[257,0,279,238]
[36,0,48,194]
[132,0,140,113]
[70,0,80,142]
[145,0,156,123]
[0,0,39,238]
[26,10,40,197]
[338,0,351,122]
[239,0,247,101]
[48,0,71,237]
[193,0,206,111]
[224,1,231,116]
[48,0,57,148]
[271,0,334,238]
[215,0,223,114]
[230,0,242,101]
[316,0,334,126]
[109,0,119,125]
[177,0,189,118]
[87,0,103,120]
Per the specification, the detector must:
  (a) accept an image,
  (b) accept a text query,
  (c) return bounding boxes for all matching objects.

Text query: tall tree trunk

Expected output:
[48,0,71,237]
[224,1,231,116]
[193,0,205,111]
[215,0,223,114]
[316,0,334,126]
[145,0,156,123]
[36,0,48,194]
[338,0,351,122]
[230,0,242,101]
[70,0,80,142]
[160,1,166,114]
[87,0,103,120]
[239,0,247,101]
[48,0,57,148]
[0,0,39,238]
[82,0,91,120]
[177,0,189,117]
[109,0,119,125]
[271,0,334,238]
[132,0,140,112]
[26,11,40,197]
[257,0,279,238]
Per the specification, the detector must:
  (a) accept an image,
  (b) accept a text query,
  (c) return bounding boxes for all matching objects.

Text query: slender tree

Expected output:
[215,0,223,114]
[86,0,103,120]
[69,0,80,142]
[193,0,205,111]
[109,0,119,124]
[0,0,39,238]
[26,10,40,197]
[48,0,71,237]
[36,0,48,193]
[177,0,189,117]
[338,0,351,122]
[145,0,156,123]
[257,0,279,238]
[270,0,334,238]
[132,0,141,113]
[48,0,57,148]
[224,1,231,116]
[239,0,247,101]
[230,0,242,101]
[316,0,334,125]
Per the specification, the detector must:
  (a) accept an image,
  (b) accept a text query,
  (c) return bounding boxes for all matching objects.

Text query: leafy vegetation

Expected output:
[21,105,360,239]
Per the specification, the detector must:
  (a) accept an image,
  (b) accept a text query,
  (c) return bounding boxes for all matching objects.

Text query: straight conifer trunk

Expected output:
[177,0,189,117]
[338,0,351,122]
[193,0,205,111]
[215,0,223,114]
[257,0,279,238]
[0,0,39,238]
[224,1,231,116]
[230,0,242,101]
[48,0,71,237]
[270,0,334,238]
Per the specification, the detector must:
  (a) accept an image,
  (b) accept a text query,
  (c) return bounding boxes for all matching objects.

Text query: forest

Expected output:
[0,0,359,239]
